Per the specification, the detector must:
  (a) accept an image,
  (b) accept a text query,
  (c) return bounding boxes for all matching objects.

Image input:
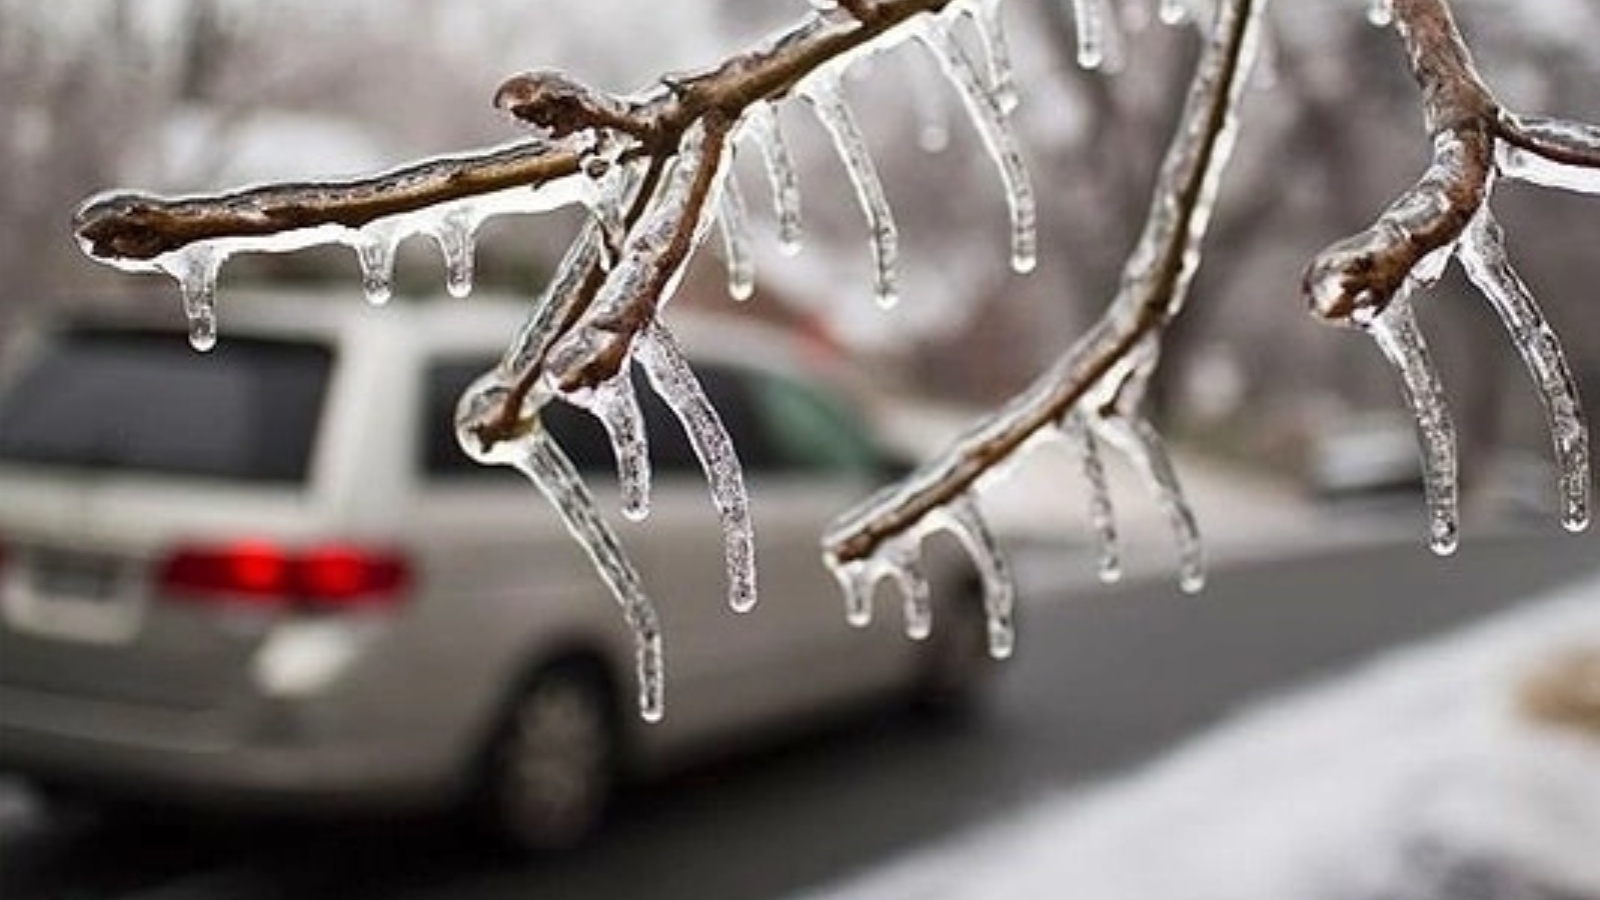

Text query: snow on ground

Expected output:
[792,570,1600,900]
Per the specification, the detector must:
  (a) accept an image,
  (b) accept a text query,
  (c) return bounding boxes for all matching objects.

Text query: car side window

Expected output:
[421,358,777,480]
[752,373,882,476]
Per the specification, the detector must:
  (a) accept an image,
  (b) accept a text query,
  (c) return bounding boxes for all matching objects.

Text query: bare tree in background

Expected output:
[59,0,1600,719]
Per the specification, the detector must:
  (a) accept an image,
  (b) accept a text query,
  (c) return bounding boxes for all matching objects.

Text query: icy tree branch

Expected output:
[1302,0,1598,552]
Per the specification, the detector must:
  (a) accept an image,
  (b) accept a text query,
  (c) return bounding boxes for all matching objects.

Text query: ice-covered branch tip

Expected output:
[824,0,1266,643]
[1302,0,1599,552]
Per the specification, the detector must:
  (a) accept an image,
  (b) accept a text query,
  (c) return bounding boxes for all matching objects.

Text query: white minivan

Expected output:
[0,292,987,848]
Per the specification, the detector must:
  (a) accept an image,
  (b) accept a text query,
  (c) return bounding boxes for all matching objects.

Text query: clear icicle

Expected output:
[634,322,758,613]
[1071,0,1108,69]
[884,536,934,641]
[938,493,1015,660]
[454,378,665,722]
[1366,293,1460,556]
[831,556,878,628]
[744,102,804,256]
[800,74,901,308]
[161,245,222,352]
[1458,208,1590,532]
[970,0,1019,114]
[1092,412,1205,593]
[355,227,399,306]
[1366,0,1394,27]
[1062,410,1121,583]
[717,170,757,301]
[431,207,476,298]
[579,374,654,522]
[918,23,1038,275]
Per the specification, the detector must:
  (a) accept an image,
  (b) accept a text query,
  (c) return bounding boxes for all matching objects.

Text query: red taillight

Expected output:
[158,541,411,611]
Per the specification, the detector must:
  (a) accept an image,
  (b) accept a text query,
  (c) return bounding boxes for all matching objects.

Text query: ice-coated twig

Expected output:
[827,0,1265,570]
[455,377,666,721]
[1458,206,1590,532]
[1061,410,1122,583]
[916,22,1038,274]
[1367,292,1459,556]
[1497,115,1600,196]
[634,322,758,614]
[741,102,805,256]
[799,72,902,309]
[716,169,757,301]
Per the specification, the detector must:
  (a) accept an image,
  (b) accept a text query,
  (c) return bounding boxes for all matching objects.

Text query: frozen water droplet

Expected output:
[1459,206,1590,536]
[1092,412,1205,594]
[1365,292,1460,557]
[917,24,1037,281]
[355,230,398,305]
[635,323,757,613]
[800,75,900,310]
[1366,0,1393,27]
[717,170,756,302]
[1072,0,1108,69]
[1062,411,1121,584]
[431,208,476,298]
[743,103,804,257]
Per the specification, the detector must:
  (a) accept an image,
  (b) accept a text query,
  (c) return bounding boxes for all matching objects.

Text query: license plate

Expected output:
[30,548,125,601]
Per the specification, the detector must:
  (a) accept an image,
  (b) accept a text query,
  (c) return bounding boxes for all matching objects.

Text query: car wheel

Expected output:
[478,658,620,852]
[911,584,995,715]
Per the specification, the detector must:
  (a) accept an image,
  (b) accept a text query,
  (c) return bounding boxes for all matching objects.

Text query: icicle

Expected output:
[571,373,653,522]
[918,23,1038,275]
[454,376,665,722]
[160,245,222,352]
[1365,0,1394,28]
[430,206,476,298]
[717,170,757,301]
[634,323,758,613]
[1158,0,1191,25]
[1062,410,1121,583]
[830,556,878,628]
[1071,0,1108,69]
[1366,293,1460,556]
[1458,208,1590,533]
[799,74,901,308]
[883,535,934,641]
[970,0,1019,114]
[502,225,605,377]
[355,226,399,306]
[743,102,804,256]
[937,493,1015,660]
[1092,412,1205,593]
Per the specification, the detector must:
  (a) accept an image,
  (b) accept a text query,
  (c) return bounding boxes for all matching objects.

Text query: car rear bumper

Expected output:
[0,685,465,814]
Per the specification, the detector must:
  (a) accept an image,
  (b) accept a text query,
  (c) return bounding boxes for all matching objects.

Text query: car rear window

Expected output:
[0,328,332,483]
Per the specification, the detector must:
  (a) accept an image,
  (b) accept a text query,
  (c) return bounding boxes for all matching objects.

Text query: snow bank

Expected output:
[796,570,1600,900]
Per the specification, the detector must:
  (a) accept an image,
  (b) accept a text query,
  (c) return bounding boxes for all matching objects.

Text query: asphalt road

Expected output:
[2,522,1596,900]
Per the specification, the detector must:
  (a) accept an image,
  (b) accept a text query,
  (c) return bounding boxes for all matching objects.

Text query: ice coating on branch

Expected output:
[634,323,758,613]
[799,73,901,308]
[917,22,1038,275]
[1366,0,1394,28]
[1458,207,1590,532]
[454,376,665,722]
[742,102,804,256]
[159,244,221,352]
[1062,411,1122,583]
[1071,0,1108,69]
[937,493,1016,659]
[1497,116,1600,196]
[1093,411,1205,593]
[1366,293,1460,556]
[502,224,605,377]
[716,169,757,301]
